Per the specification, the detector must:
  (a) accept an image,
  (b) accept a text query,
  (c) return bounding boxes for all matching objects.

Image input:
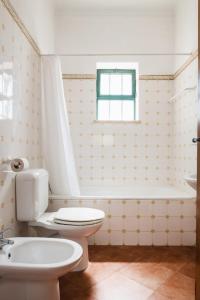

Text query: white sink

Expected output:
[185,174,197,190]
[0,237,82,300]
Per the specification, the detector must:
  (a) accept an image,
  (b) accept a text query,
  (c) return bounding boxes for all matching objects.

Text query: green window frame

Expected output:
[97,69,136,100]
[96,69,137,120]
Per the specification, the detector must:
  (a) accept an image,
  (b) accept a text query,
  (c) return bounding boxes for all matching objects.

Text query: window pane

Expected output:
[122,100,134,120]
[122,74,132,95]
[98,100,109,120]
[110,74,122,95]
[110,100,122,120]
[100,74,109,95]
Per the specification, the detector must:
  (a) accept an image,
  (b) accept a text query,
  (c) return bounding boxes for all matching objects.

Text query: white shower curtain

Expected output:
[41,56,80,196]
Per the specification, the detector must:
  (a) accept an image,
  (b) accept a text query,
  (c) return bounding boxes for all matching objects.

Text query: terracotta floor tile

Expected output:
[60,261,127,295]
[60,246,196,300]
[60,287,97,300]
[148,292,171,299]
[143,247,195,266]
[89,245,143,262]
[92,273,153,300]
[84,261,127,284]
[120,262,174,290]
[60,270,95,291]
[158,250,193,272]
[179,262,196,279]
[156,272,195,300]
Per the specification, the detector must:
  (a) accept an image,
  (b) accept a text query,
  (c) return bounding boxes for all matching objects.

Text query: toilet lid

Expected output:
[53,219,103,226]
[53,207,105,223]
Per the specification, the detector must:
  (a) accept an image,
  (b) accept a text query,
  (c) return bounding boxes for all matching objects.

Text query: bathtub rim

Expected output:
[49,194,196,201]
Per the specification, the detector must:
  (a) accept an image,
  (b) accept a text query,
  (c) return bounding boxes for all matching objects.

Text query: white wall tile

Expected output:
[168,202,181,216]
[168,217,181,231]
[152,201,168,216]
[139,232,153,246]
[181,217,196,231]
[153,217,167,231]
[139,217,152,231]
[181,232,196,246]
[0,2,42,235]
[153,232,167,246]
[94,231,110,245]
[110,217,123,230]
[124,217,138,231]
[138,202,153,216]
[110,231,123,245]
[167,232,181,246]
[124,231,138,245]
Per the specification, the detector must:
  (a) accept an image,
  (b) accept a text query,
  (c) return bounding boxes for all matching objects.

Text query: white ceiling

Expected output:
[54,0,178,15]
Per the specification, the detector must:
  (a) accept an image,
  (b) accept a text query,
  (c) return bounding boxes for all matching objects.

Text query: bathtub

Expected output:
[49,184,196,200]
[48,185,196,247]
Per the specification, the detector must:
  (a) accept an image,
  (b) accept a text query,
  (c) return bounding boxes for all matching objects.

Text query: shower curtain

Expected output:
[41,56,80,196]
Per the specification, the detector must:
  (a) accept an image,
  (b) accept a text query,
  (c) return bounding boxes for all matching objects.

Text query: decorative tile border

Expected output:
[174,49,198,79]
[62,74,174,80]
[1,0,41,55]
[63,74,96,80]
[140,75,174,80]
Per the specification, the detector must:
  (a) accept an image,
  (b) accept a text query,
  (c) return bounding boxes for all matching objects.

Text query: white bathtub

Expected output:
[48,185,196,247]
[49,184,196,200]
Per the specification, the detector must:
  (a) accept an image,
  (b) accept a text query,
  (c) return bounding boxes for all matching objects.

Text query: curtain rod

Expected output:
[41,53,192,57]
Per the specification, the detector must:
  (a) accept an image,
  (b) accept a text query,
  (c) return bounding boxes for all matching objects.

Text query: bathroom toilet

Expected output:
[15,169,105,271]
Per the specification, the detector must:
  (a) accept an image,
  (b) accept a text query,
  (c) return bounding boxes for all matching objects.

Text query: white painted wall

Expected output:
[173,0,198,70]
[55,13,174,74]
[55,1,197,74]
[10,0,55,53]
[174,0,197,53]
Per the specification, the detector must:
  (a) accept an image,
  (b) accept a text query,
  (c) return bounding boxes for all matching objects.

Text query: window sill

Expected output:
[93,120,141,124]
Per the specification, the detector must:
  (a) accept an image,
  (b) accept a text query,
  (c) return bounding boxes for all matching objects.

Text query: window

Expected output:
[0,61,13,120]
[96,65,138,121]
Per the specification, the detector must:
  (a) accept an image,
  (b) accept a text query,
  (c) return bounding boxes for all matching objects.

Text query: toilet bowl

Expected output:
[16,169,105,271]
[29,208,104,271]
[0,237,82,300]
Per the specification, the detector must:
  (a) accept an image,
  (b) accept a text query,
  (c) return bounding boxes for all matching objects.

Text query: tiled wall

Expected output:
[172,59,198,190]
[64,79,173,187]
[0,1,42,235]
[48,198,196,246]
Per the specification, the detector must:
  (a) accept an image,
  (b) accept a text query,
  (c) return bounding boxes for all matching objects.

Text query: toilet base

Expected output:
[0,278,60,300]
[59,235,89,271]
[72,237,89,271]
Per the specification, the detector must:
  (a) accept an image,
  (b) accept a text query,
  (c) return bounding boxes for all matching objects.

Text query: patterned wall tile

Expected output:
[63,78,173,186]
[48,197,196,246]
[172,59,197,190]
[0,2,42,236]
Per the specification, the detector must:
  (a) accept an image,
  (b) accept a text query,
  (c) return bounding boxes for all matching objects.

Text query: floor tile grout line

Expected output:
[150,270,196,299]
[81,260,137,292]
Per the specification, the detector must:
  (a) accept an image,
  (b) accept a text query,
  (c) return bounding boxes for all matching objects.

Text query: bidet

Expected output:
[0,237,82,300]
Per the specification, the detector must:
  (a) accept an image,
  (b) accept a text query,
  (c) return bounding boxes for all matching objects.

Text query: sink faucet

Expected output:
[0,228,14,249]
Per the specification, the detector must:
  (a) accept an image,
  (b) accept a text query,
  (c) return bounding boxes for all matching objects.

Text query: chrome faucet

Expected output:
[0,228,14,249]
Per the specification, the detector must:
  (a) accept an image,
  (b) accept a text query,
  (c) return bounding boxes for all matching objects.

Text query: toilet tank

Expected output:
[16,169,49,221]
